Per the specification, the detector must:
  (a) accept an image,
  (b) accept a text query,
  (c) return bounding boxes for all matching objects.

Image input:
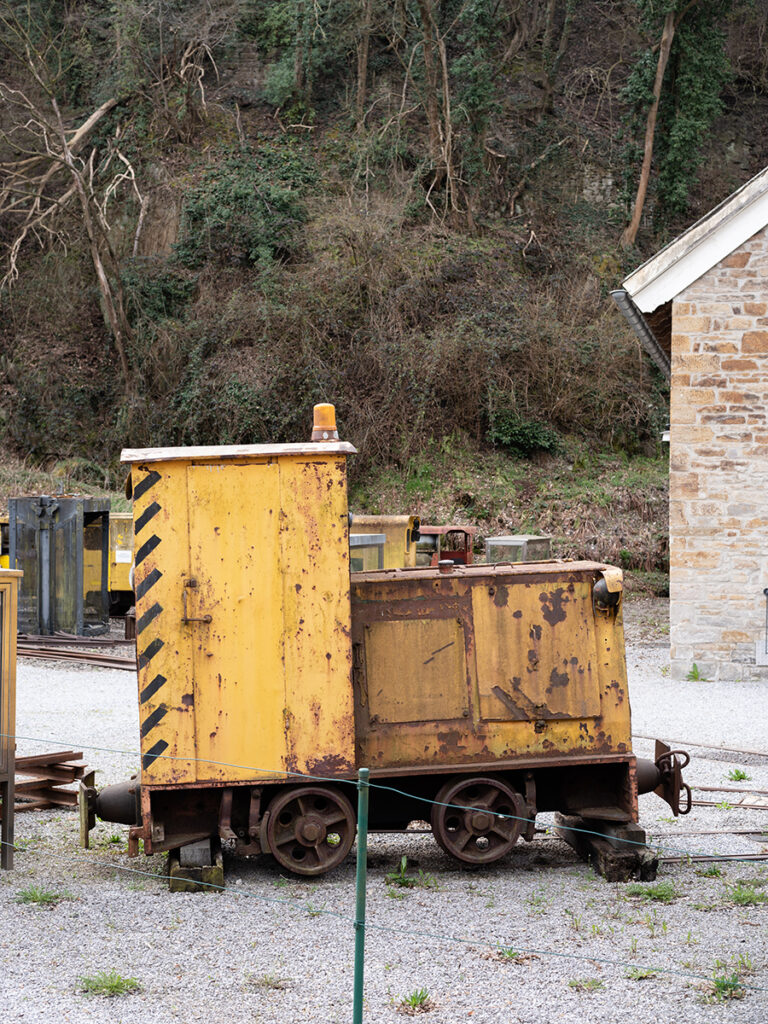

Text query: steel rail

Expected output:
[16,646,136,670]
[692,799,768,811]
[634,734,767,759]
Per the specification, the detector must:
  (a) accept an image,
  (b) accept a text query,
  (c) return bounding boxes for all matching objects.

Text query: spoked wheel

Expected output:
[262,786,356,876]
[431,776,525,865]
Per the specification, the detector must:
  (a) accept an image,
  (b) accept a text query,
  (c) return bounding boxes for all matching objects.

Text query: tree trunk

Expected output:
[620,11,676,249]
[51,99,134,392]
[356,0,373,128]
[416,0,444,171]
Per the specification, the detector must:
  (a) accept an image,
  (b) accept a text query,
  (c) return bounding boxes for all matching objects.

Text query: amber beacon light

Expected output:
[312,403,339,441]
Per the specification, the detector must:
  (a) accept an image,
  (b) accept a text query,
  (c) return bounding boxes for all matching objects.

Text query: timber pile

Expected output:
[15,750,87,811]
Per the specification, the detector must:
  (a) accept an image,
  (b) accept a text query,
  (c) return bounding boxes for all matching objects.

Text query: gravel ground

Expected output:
[2,599,766,1024]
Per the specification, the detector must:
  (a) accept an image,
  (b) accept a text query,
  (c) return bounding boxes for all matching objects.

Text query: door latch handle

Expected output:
[182,578,212,624]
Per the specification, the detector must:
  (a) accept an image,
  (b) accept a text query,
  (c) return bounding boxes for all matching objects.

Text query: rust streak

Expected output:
[423,640,456,665]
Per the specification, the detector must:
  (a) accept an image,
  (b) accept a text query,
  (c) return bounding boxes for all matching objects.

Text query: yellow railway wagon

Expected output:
[349,515,420,568]
[86,406,688,881]
[108,512,134,612]
[0,569,20,868]
[0,516,8,570]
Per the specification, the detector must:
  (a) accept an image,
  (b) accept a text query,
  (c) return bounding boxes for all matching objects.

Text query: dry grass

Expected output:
[0,453,127,515]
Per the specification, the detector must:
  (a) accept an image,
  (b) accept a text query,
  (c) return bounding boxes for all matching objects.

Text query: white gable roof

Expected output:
[622,165,768,312]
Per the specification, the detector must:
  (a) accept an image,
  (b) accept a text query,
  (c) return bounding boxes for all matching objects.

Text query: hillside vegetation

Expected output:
[1,1,767,573]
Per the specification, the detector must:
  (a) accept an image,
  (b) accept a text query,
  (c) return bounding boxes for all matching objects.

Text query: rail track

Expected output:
[16,632,136,670]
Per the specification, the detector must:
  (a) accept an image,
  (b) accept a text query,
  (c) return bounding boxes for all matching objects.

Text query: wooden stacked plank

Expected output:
[15,751,87,811]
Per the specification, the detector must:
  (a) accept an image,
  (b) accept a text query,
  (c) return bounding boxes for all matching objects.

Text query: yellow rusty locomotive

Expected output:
[84,405,688,878]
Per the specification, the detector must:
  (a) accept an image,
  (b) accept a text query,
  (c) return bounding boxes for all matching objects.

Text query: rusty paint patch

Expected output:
[305,752,353,777]
[539,588,568,626]
[436,729,468,755]
[493,586,509,607]
[181,693,194,707]
[546,666,569,692]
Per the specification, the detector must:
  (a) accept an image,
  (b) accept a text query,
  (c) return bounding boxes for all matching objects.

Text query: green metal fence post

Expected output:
[353,767,370,1024]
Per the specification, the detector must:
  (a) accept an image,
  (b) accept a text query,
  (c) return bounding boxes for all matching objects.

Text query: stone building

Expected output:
[612,167,768,681]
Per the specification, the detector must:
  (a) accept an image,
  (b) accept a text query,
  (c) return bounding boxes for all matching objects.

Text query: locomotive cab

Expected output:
[83,405,688,882]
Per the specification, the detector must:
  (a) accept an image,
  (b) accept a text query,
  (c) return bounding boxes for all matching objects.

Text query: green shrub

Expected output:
[174,143,316,270]
[488,408,559,457]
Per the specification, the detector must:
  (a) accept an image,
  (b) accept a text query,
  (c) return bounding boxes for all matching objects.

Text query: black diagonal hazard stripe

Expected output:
[136,602,163,634]
[135,534,160,566]
[140,673,167,703]
[137,637,164,669]
[135,500,161,534]
[133,469,162,502]
[141,705,168,738]
[136,568,162,603]
[142,739,169,770]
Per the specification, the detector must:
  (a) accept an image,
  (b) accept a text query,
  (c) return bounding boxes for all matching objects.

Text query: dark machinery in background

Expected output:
[9,496,110,636]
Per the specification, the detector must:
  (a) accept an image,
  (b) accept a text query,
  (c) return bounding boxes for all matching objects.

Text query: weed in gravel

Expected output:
[564,909,582,932]
[625,881,676,903]
[696,865,722,878]
[728,883,768,906]
[642,910,668,938]
[699,973,746,1004]
[716,953,754,975]
[305,902,325,918]
[606,900,624,921]
[78,970,141,997]
[494,947,539,965]
[686,663,706,681]
[734,874,767,888]
[398,988,434,1014]
[716,800,732,810]
[15,885,71,907]
[625,966,658,980]
[98,833,124,849]
[526,888,548,913]
[245,972,291,991]
[726,768,750,782]
[385,857,437,891]
[568,978,604,992]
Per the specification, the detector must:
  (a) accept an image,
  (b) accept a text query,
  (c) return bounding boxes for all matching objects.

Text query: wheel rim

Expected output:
[431,776,524,864]
[264,786,355,876]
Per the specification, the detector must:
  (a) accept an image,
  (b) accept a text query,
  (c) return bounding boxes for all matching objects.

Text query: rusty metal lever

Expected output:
[182,579,212,625]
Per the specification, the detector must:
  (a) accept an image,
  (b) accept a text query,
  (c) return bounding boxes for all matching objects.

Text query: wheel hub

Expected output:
[296,814,325,845]
[468,810,494,833]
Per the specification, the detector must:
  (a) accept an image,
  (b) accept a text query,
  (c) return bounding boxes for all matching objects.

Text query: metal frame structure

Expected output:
[0,570,20,869]
[9,496,110,636]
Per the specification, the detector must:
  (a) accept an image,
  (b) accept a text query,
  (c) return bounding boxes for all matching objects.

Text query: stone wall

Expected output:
[670,225,768,680]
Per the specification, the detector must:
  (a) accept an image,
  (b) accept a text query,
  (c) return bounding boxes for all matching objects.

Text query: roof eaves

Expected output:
[621,166,768,312]
[611,288,670,380]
